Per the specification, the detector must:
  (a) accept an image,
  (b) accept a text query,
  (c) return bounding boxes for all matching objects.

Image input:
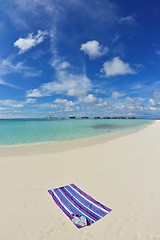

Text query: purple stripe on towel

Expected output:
[48,190,85,229]
[55,188,93,227]
[56,188,94,224]
[55,189,79,216]
[71,184,112,213]
[66,185,107,217]
[60,187,100,221]
[48,184,112,229]
[48,190,72,220]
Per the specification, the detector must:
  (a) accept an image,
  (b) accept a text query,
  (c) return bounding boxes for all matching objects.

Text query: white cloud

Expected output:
[26,89,45,98]
[148,98,157,106]
[83,94,97,103]
[14,30,48,54]
[54,98,74,112]
[6,0,118,32]
[154,90,160,101]
[111,91,125,98]
[54,98,74,107]
[0,58,41,77]
[122,97,144,111]
[26,71,92,98]
[79,94,105,106]
[80,40,108,59]
[37,103,57,109]
[47,72,92,96]
[102,57,136,77]
[58,61,70,70]
[0,99,24,108]
[25,98,36,104]
[100,96,147,117]
[0,79,19,89]
[119,15,135,24]
[147,98,160,110]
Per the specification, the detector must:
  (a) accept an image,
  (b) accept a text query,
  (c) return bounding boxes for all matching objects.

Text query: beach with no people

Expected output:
[1,0,160,239]
[0,120,160,240]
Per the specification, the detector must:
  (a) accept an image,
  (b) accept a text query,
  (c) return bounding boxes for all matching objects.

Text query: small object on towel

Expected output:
[48,183,112,229]
[72,215,87,227]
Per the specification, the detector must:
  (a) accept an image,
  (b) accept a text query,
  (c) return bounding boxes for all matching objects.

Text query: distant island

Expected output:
[45,115,137,120]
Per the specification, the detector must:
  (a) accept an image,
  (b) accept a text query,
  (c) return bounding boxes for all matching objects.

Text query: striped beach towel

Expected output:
[48,183,112,228]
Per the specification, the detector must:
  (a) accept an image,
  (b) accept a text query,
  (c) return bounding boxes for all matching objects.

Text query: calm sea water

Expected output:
[0,119,153,146]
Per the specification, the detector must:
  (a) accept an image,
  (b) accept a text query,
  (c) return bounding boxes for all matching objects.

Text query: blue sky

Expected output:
[0,0,160,118]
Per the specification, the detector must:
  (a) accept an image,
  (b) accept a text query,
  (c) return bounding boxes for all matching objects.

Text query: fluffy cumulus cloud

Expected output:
[102,57,136,77]
[111,91,125,98]
[26,47,92,100]
[83,94,98,103]
[80,40,108,59]
[54,98,74,112]
[80,94,99,103]
[79,94,107,107]
[101,96,147,117]
[54,98,74,107]
[26,89,46,98]
[14,30,48,54]
[26,71,92,98]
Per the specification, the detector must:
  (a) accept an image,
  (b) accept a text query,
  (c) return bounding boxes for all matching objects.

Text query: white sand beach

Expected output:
[0,120,160,240]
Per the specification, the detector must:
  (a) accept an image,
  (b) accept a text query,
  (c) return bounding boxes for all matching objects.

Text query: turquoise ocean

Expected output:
[0,119,153,146]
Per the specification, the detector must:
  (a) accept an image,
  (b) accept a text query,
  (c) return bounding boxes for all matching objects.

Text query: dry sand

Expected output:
[0,120,160,240]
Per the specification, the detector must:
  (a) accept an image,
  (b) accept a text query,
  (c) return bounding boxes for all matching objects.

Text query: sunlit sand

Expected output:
[0,121,160,240]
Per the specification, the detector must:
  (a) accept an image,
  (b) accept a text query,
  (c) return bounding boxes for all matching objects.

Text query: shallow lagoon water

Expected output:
[0,119,153,146]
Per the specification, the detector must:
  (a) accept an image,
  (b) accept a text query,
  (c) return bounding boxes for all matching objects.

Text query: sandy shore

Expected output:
[0,120,160,240]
